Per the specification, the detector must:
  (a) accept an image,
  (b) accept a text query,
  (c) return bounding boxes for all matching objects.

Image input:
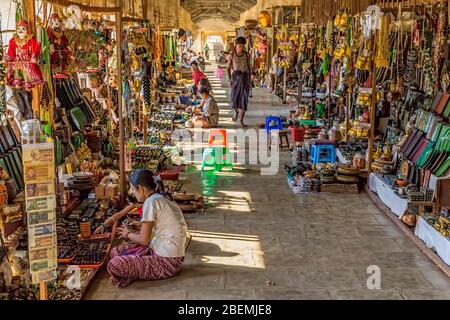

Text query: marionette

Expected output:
[255,29,268,56]
[47,13,73,75]
[4,20,44,90]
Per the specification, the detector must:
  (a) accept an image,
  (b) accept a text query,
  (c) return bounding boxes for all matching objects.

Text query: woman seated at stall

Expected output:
[107,169,187,288]
[185,79,219,128]
[178,88,193,106]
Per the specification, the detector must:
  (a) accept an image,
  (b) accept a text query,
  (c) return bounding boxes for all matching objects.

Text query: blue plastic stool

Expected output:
[310,144,336,164]
[202,147,233,172]
[265,116,283,133]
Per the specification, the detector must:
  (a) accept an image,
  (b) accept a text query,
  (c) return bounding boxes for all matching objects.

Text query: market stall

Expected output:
[273,0,450,272]
[0,0,207,299]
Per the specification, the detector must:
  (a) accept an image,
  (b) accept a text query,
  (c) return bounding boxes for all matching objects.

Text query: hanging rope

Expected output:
[0,13,6,125]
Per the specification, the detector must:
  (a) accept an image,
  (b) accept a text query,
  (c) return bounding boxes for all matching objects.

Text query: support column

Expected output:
[116,0,126,204]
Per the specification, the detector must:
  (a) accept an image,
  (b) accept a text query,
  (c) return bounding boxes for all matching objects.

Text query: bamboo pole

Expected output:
[346,86,351,143]
[367,30,379,173]
[283,65,287,103]
[25,0,48,300]
[116,0,126,205]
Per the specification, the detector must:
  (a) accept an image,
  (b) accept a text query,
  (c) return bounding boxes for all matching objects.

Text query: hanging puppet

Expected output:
[47,12,73,75]
[4,20,44,90]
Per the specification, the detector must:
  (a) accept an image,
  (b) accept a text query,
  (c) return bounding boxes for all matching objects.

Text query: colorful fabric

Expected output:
[107,244,184,288]
[230,70,251,110]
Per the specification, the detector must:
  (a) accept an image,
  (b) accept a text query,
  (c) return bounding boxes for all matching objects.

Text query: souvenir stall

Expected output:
[285,0,450,272]
[363,0,450,271]
[285,4,373,196]
[0,0,157,300]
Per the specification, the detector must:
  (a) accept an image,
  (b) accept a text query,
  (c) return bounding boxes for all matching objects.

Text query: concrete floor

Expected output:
[85,64,450,300]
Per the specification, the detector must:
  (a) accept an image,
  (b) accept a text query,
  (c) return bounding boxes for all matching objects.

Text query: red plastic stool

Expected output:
[208,129,227,147]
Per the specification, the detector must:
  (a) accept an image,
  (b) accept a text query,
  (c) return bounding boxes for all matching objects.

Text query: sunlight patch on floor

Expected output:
[189,231,265,269]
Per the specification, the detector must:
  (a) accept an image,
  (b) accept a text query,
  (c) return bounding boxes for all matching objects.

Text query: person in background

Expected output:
[179,88,193,106]
[269,49,282,93]
[186,79,219,128]
[198,79,219,128]
[190,61,207,96]
[227,36,251,127]
[107,170,187,288]
[204,44,210,60]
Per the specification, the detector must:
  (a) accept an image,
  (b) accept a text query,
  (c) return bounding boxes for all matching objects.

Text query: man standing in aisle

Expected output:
[228,36,252,128]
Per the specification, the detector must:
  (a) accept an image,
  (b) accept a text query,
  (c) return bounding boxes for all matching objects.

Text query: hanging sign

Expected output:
[23,142,57,284]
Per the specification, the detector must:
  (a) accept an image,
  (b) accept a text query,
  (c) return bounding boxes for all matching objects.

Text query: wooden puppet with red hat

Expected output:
[47,12,73,75]
[4,20,44,90]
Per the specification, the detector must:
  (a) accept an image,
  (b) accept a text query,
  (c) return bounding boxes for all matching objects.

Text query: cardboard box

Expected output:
[105,184,118,198]
[95,184,106,197]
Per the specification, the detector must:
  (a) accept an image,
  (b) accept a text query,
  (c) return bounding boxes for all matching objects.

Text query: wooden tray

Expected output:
[68,243,111,269]
[321,183,359,194]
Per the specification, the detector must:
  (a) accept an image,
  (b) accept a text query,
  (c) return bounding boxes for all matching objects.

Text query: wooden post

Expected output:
[327,73,332,118]
[25,0,40,116]
[367,30,378,173]
[143,112,148,144]
[116,0,126,204]
[283,65,287,103]
[27,0,48,301]
[39,282,47,300]
[345,86,351,143]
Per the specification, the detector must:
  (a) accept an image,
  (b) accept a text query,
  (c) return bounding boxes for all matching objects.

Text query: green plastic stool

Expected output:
[201,147,233,172]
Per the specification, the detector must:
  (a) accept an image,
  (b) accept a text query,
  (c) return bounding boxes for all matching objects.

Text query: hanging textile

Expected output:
[37,24,54,135]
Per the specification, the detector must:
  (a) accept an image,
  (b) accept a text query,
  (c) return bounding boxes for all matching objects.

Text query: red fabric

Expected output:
[137,207,143,217]
[192,70,207,86]
[107,244,184,288]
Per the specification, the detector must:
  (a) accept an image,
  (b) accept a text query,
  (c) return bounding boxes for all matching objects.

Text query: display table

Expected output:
[368,173,408,217]
[415,216,450,266]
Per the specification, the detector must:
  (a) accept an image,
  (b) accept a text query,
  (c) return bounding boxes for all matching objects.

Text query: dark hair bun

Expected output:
[235,36,246,45]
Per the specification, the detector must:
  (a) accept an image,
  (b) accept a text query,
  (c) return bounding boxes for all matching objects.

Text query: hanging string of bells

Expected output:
[375,14,390,69]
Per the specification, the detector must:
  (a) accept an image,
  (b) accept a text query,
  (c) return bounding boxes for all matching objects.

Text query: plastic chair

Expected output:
[265,116,283,134]
[202,147,233,172]
[310,144,336,164]
[208,129,227,147]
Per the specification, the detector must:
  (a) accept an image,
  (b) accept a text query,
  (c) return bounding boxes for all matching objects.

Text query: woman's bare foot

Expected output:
[240,123,248,128]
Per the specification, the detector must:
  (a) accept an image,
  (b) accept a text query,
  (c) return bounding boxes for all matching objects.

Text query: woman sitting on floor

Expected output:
[186,79,219,128]
[107,169,187,288]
